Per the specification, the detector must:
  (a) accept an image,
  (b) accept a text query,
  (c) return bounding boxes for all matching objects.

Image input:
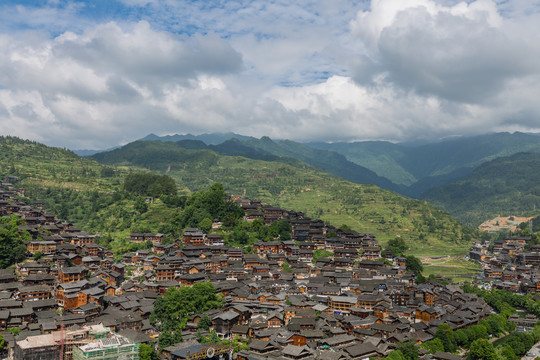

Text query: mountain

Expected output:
[237,136,402,192]
[138,132,540,198]
[176,138,285,162]
[422,152,540,225]
[308,132,540,196]
[72,145,120,157]
[91,140,220,172]
[72,132,255,157]
[91,139,475,254]
[136,134,403,192]
[139,132,255,145]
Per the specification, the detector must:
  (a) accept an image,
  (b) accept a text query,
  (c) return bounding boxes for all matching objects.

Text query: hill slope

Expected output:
[134,134,403,192]
[422,152,540,225]
[308,132,540,196]
[91,139,475,253]
[0,136,187,241]
[241,137,402,192]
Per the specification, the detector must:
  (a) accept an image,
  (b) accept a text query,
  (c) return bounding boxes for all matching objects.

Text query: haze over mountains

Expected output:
[86,131,540,225]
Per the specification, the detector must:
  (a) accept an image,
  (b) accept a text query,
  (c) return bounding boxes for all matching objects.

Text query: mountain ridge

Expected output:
[89,138,476,252]
[422,152,540,225]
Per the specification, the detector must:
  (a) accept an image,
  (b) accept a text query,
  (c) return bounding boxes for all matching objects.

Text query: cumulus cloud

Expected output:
[350,0,540,103]
[0,20,244,148]
[0,0,539,149]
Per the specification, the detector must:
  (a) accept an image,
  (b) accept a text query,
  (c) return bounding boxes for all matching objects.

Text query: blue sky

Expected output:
[0,0,539,149]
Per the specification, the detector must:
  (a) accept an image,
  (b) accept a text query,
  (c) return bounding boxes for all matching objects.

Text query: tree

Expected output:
[139,343,158,360]
[198,313,212,331]
[269,221,291,240]
[8,327,20,336]
[0,216,28,268]
[230,229,249,245]
[282,261,293,273]
[158,330,173,348]
[405,255,424,275]
[387,237,408,256]
[385,350,406,360]
[151,282,224,332]
[500,345,517,360]
[33,251,43,261]
[200,330,220,344]
[469,339,498,360]
[435,324,457,353]
[124,173,177,197]
[454,329,469,347]
[0,333,4,351]
[198,218,213,233]
[421,338,444,354]
[135,196,148,214]
[312,249,333,263]
[396,340,419,360]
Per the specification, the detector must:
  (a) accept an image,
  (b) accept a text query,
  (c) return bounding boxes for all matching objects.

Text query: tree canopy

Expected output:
[150,282,224,332]
[386,237,408,256]
[468,339,498,360]
[124,173,177,197]
[139,343,158,360]
[405,255,424,275]
[0,216,29,268]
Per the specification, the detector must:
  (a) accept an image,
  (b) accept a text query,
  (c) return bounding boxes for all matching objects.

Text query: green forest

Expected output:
[423,152,540,225]
[89,139,477,253]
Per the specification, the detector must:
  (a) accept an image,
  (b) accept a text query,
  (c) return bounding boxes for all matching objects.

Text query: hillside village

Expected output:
[478,216,533,233]
[0,175,536,360]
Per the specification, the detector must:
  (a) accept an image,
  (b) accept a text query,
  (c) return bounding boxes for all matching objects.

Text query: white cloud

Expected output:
[350,0,540,103]
[0,0,539,149]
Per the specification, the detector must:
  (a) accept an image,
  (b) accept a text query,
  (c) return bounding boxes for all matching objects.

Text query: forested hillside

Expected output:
[91,139,476,253]
[308,132,540,196]
[423,152,540,225]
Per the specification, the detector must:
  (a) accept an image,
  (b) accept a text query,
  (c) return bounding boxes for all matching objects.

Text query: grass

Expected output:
[422,256,482,283]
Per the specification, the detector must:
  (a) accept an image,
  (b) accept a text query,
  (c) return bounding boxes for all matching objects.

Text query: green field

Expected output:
[422,256,482,283]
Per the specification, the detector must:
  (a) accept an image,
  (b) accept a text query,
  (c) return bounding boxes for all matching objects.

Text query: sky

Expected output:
[0,0,539,149]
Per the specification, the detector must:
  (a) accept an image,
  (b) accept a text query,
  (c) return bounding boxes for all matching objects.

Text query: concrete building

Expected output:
[73,332,139,360]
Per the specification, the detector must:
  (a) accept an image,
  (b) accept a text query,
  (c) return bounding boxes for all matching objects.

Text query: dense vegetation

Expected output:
[462,284,540,319]
[92,140,219,173]
[0,216,29,268]
[237,136,400,192]
[90,139,476,253]
[308,132,540,194]
[423,152,540,225]
[383,314,517,360]
[0,135,485,262]
[124,173,177,197]
[150,282,224,348]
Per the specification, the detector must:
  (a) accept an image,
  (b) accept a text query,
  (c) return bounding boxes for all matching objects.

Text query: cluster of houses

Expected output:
[478,216,532,233]
[469,236,540,293]
[0,178,498,360]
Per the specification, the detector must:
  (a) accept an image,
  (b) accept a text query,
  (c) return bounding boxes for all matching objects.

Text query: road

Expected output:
[522,339,540,360]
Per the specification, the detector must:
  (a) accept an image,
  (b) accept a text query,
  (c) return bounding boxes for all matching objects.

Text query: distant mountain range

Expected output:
[86,131,540,225]
[121,131,540,195]
[89,138,471,249]
[423,152,540,225]
[308,132,540,195]
[140,132,255,145]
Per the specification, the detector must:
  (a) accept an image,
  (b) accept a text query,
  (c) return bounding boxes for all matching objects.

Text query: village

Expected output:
[0,176,535,360]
